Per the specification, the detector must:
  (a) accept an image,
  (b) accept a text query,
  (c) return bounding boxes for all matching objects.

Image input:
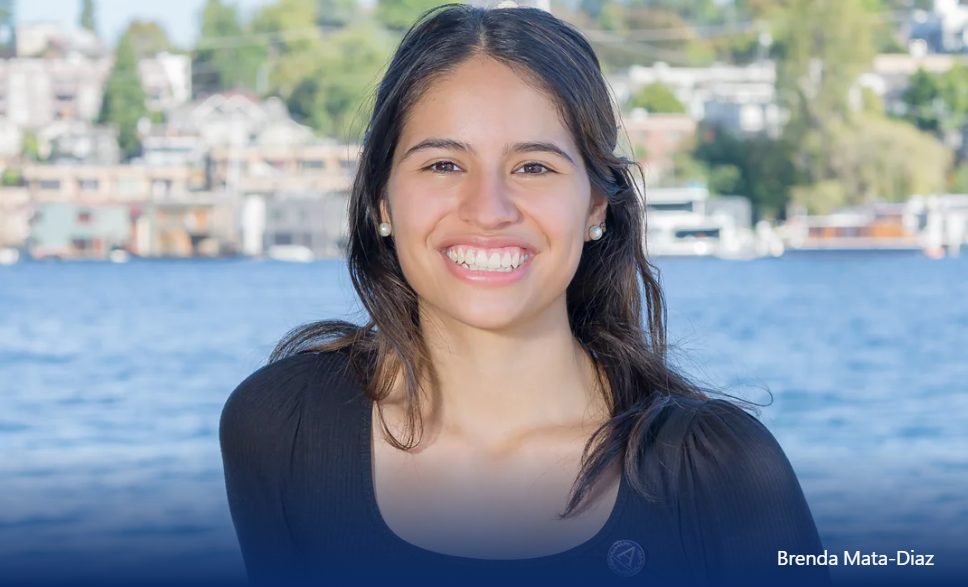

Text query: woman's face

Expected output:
[383,55,607,333]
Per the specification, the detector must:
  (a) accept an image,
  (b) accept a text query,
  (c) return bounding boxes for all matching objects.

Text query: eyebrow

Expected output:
[399,138,576,166]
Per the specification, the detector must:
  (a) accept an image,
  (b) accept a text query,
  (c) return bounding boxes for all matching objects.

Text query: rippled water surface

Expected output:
[2,254,966,583]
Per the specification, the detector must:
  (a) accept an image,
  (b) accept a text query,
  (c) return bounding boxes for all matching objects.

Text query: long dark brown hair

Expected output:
[268,3,719,518]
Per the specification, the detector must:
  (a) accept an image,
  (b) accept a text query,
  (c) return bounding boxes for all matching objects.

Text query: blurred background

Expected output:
[0,0,966,585]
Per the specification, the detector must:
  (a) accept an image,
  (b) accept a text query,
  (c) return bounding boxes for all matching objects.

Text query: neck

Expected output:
[404,300,610,450]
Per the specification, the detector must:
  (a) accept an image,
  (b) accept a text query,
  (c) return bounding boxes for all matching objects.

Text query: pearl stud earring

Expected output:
[378,222,392,237]
[589,223,605,241]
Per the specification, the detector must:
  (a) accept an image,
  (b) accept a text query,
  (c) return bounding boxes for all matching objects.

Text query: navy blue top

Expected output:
[219,350,831,587]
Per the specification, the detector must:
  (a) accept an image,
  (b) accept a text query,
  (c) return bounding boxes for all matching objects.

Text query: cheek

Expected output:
[527,191,588,242]
[386,192,448,275]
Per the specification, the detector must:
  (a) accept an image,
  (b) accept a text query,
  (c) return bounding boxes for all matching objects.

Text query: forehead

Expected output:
[397,56,578,153]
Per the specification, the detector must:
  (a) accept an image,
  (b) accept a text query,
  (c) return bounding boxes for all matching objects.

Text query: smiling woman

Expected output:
[218,3,831,587]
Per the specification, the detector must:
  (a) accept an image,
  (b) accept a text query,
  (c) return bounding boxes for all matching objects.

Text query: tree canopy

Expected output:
[98,33,148,160]
[628,82,686,113]
[79,0,97,34]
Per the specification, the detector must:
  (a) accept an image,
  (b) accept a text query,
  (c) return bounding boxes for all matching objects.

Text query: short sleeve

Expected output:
[219,353,321,586]
[673,399,832,587]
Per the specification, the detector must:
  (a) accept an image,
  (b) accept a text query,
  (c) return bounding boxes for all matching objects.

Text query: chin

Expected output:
[442,303,533,333]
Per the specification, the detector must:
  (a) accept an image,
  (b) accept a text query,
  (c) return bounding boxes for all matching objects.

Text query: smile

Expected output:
[439,246,534,285]
[444,245,530,272]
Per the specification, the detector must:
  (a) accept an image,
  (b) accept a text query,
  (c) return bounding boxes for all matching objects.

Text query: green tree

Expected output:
[901,65,968,157]
[949,163,968,192]
[790,114,949,213]
[625,0,724,25]
[120,20,174,58]
[775,0,875,140]
[1,167,23,186]
[375,0,441,31]
[252,0,324,99]
[861,86,885,115]
[79,0,96,34]
[707,163,743,195]
[98,34,148,160]
[627,82,686,113]
[902,68,943,133]
[287,21,394,139]
[579,0,605,20]
[693,126,799,220]
[21,130,41,161]
[317,0,359,26]
[193,0,265,96]
[772,0,901,211]
[584,5,715,71]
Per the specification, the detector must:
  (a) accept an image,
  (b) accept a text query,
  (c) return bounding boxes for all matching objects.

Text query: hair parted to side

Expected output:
[268,3,722,518]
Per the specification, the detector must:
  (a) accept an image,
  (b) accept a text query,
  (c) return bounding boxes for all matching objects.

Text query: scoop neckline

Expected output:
[359,396,630,566]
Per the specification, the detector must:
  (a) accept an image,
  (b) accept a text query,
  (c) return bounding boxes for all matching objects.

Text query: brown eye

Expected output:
[519,162,552,175]
[426,161,460,174]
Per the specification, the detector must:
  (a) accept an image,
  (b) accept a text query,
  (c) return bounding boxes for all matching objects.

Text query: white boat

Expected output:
[0,248,19,265]
[644,186,773,258]
[109,249,130,263]
[781,202,938,255]
[266,245,315,262]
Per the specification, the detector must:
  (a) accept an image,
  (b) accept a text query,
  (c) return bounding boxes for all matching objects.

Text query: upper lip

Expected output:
[438,236,537,255]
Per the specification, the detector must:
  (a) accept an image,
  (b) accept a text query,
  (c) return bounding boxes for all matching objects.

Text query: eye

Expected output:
[517,162,553,175]
[424,160,462,174]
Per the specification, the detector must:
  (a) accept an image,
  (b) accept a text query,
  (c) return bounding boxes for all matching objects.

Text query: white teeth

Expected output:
[444,245,531,272]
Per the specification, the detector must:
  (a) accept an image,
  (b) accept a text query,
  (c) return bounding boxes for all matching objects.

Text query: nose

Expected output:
[457,168,520,229]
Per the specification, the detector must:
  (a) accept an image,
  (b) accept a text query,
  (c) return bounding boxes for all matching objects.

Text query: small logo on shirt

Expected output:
[607,539,646,577]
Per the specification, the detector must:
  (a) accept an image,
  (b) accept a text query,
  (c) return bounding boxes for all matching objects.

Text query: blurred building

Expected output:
[643,185,761,258]
[161,93,315,149]
[0,0,15,59]
[905,0,968,54]
[616,61,781,137]
[140,134,208,189]
[620,109,696,186]
[0,55,112,128]
[14,22,106,59]
[863,53,957,119]
[468,0,551,9]
[28,201,130,258]
[37,120,120,165]
[0,116,21,160]
[0,186,29,249]
[779,201,943,253]
[207,141,358,194]
[23,163,192,203]
[249,191,350,259]
[140,92,321,191]
[138,52,191,113]
[133,193,240,257]
[9,83,363,260]
[25,191,241,259]
[909,193,968,255]
[0,24,186,131]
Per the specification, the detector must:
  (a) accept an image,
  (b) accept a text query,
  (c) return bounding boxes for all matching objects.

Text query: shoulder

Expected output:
[637,396,805,505]
[219,350,359,448]
[675,397,785,469]
[656,397,797,490]
[650,398,828,584]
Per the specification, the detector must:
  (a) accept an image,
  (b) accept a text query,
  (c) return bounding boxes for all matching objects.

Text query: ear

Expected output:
[587,190,608,226]
[379,198,391,224]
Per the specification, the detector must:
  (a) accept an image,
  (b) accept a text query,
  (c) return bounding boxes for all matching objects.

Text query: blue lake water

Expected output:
[1,254,966,585]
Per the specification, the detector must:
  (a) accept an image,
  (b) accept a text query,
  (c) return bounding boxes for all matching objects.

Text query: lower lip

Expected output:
[439,251,534,285]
